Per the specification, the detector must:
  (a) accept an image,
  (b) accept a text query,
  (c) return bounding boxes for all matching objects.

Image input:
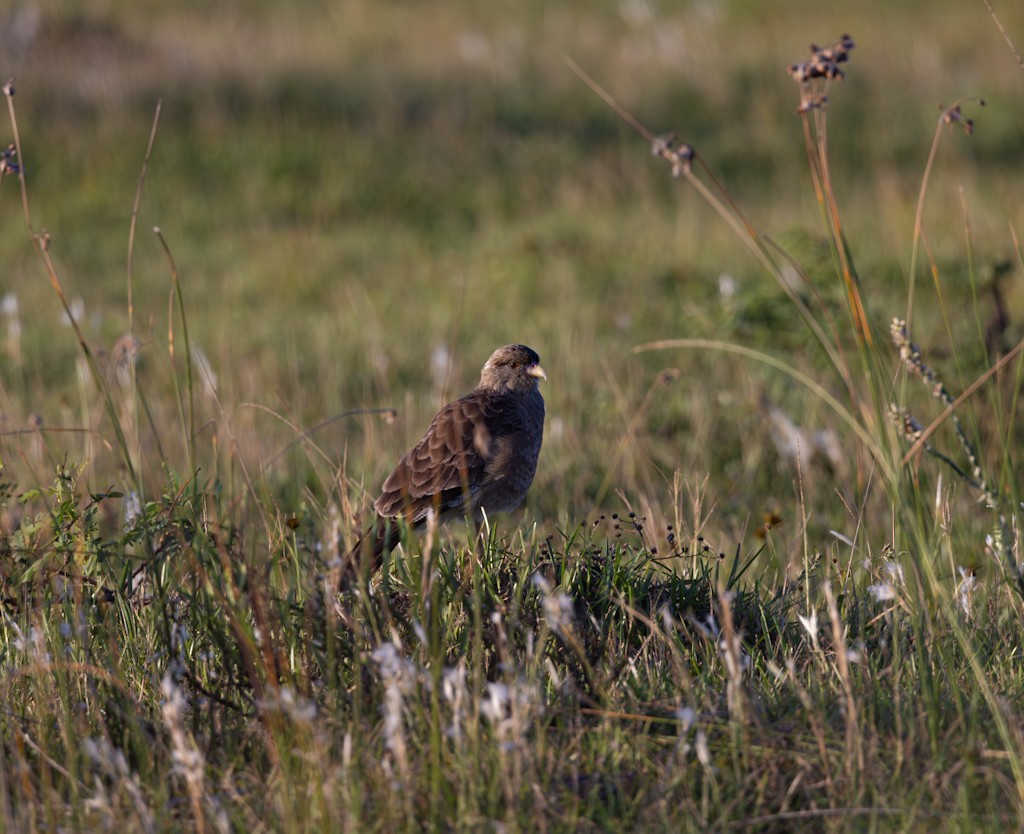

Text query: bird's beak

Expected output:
[527,363,547,381]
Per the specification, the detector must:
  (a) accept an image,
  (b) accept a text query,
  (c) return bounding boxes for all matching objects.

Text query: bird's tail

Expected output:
[330,517,400,590]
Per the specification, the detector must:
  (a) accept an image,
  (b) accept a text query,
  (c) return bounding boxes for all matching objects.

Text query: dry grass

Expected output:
[1,2,1024,830]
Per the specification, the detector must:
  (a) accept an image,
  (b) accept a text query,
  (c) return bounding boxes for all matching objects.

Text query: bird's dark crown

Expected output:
[480,344,545,391]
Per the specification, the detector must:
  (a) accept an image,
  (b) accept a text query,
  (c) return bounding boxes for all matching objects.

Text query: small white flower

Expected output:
[544,658,562,690]
[695,730,711,767]
[957,566,977,619]
[442,664,469,743]
[676,706,696,732]
[342,733,352,771]
[260,686,317,724]
[660,605,676,631]
[718,272,736,299]
[533,573,574,636]
[431,344,450,393]
[62,296,85,327]
[885,561,905,585]
[870,560,905,602]
[481,682,510,724]
[412,620,427,647]
[124,491,142,527]
[372,641,418,780]
[161,672,205,790]
[548,416,565,442]
[797,610,818,638]
[693,609,719,640]
[372,642,417,694]
[797,610,820,651]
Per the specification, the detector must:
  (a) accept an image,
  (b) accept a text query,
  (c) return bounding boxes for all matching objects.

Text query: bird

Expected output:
[343,344,546,581]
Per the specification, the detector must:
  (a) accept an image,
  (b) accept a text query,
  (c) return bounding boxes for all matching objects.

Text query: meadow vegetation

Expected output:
[1,0,1024,830]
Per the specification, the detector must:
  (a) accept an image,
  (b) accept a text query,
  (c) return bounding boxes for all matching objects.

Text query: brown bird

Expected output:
[345,344,546,580]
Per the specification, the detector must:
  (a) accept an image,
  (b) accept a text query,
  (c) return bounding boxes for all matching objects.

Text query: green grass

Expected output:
[2,1,1024,830]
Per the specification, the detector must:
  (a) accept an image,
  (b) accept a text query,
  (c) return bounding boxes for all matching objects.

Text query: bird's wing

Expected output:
[374,391,502,524]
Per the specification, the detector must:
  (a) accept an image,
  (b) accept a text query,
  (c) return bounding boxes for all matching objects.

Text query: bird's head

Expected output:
[479,344,546,393]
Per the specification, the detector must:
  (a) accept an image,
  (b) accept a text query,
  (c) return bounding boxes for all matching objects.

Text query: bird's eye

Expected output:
[509,361,520,369]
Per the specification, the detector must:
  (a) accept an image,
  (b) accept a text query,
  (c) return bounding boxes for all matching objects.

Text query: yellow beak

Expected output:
[528,363,547,380]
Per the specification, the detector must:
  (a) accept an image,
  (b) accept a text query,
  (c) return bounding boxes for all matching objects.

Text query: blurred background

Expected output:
[0,0,1021,556]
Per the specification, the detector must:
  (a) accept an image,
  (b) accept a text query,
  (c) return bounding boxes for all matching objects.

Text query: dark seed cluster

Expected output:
[610,511,647,539]
[890,317,993,504]
[0,144,19,177]
[788,34,854,114]
[788,34,854,83]
[754,511,784,540]
[651,133,695,178]
[939,102,983,135]
[887,405,923,443]
[890,318,942,398]
[586,512,736,561]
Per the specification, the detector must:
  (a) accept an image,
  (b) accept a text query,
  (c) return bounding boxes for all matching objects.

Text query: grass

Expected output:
[2,1,1024,830]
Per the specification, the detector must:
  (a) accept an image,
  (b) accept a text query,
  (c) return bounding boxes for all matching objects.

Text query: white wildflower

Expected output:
[411,620,427,647]
[431,344,450,394]
[797,610,819,651]
[62,295,85,327]
[9,622,49,661]
[695,730,712,767]
[660,605,676,632]
[372,641,419,782]
[442,663,468,744]
[3,291,20,360]
[687,609,719,640]
[718,272,736,299]
[957,567,977,619]
[533,574,574,636]
[481,681,510,725]
[481,679,537,754]
[84,737,155,832]
[124,491,142,527]
[676,706,696,733]
[260,686,317,724]
[543,658,563,691]
[870,560,905,602]
[160,672,207,823]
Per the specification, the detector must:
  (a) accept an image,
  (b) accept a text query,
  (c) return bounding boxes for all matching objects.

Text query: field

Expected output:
[2,0,1024,830]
